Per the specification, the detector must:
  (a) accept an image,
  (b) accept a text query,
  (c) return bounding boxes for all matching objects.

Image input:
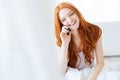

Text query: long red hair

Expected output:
[54,2,102,68]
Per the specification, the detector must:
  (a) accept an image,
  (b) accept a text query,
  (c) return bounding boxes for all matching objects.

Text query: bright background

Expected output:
[55,0,120,22]
[0,0,120,80]
[0,0,61,80]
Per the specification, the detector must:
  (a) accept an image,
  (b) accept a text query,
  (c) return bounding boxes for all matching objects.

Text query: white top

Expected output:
[76,51,95,70]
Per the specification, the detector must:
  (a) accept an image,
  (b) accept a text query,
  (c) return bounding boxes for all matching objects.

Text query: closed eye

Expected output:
[62,18,66,22]
[69,12,74,16]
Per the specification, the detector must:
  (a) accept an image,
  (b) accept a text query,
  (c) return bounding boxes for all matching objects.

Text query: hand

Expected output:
[87,74,97,80]
[60,26,71,45]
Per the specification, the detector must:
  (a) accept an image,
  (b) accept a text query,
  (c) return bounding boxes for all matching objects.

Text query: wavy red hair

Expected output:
[54,2,102,68]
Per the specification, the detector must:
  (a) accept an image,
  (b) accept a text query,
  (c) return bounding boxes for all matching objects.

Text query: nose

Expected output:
[66,17,72,25]
[67,17,72,26]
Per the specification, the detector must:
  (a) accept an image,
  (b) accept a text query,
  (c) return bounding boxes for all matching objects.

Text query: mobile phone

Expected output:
[65,28,71,35]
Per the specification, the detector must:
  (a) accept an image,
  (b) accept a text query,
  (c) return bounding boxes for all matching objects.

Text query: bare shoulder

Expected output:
[96,35,102,47]
[95,35,103,55]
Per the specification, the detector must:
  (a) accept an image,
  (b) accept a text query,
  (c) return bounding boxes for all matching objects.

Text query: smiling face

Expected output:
[59,8,80,30]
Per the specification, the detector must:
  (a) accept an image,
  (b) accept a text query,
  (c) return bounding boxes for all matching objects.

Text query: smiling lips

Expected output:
[68,20,76,26]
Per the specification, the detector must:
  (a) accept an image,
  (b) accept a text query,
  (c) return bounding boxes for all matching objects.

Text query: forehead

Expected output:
[59,8,72,18]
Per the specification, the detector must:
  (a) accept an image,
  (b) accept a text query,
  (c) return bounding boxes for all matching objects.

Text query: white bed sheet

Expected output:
[64,61,120,80]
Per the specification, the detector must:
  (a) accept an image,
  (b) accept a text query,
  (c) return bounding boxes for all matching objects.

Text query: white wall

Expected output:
[0,0,62,80]
[55,0,120,23]
[95,22,120,56]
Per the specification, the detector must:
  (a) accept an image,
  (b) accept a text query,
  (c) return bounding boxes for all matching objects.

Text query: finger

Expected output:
[62,28,69,34]
[65,28,71,35]
[62,26,67,31]
[62,27,71,33]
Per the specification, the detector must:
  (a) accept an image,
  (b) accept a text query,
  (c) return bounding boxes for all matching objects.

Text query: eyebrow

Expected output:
[68,10,72,15]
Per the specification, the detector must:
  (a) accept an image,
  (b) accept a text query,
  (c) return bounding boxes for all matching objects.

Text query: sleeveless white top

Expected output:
[76,51,95,70]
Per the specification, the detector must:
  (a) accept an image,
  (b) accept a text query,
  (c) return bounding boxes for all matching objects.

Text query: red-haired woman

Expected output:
[54,2,104,80]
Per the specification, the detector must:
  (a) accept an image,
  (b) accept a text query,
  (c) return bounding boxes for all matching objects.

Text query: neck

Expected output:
[71,29,81,51]
[72,29,79,40]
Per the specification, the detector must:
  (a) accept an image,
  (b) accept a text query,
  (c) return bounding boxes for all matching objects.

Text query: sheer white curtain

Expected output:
[55,0,120,22]
[0,0,61,80]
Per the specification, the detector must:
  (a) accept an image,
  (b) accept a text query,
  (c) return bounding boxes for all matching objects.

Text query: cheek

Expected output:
[62,21,67,26]
[74,15,79,20]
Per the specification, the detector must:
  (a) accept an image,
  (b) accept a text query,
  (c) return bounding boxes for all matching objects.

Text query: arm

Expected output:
[57,43,69,75]
[87,36,104,80]
[57,27,71,75]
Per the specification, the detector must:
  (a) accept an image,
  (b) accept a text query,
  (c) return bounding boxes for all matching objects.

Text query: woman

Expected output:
[54,2,104,80]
